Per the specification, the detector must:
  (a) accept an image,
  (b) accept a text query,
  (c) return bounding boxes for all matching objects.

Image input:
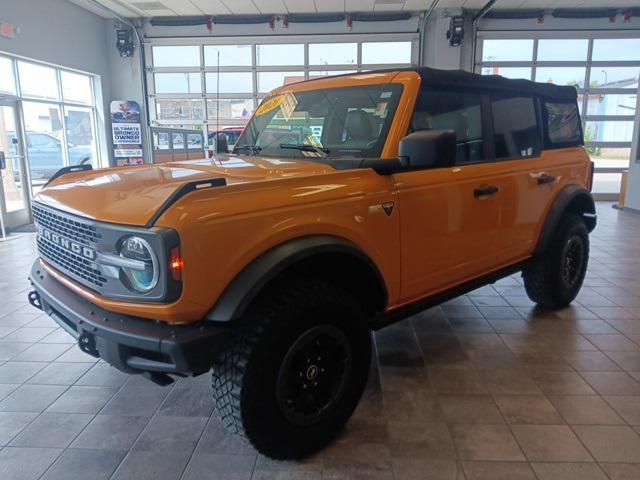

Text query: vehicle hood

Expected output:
[34,155,335,226]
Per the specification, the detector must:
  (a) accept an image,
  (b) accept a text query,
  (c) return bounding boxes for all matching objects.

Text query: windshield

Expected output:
[236,84,403,160]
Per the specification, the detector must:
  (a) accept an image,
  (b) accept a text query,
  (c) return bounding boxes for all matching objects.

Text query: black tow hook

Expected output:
[142,371,175,387]
[78,331,100,358]
[27,290,42,310]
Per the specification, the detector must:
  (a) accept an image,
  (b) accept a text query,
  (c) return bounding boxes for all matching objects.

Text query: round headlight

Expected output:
[119,236,158,293]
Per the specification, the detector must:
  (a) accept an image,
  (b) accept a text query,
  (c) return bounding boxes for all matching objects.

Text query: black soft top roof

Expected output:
[298,66,578,102]
[415,67,577,102]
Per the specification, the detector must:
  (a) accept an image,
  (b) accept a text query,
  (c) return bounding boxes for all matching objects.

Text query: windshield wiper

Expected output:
[280,143,330,158]
[234,144,262,155]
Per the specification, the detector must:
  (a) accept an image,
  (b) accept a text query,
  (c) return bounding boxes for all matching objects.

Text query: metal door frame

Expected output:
[0,95,32,234]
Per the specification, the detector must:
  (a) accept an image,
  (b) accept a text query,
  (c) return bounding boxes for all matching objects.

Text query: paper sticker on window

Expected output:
[255,96,285,116]
[374,102,388,118]
[380,91,393,99]
[303,134,322,147]
[255,92,298,120]
[279,92,298,121]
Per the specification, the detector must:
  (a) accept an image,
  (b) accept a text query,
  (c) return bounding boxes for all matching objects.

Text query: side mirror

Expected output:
[216,133,229,154]
[398,129,456,169]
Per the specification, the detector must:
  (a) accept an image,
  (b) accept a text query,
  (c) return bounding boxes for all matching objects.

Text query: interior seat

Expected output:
[342,109,374,148]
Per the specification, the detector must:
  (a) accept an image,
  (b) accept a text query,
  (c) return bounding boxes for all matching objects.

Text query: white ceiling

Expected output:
[69,0,640,18]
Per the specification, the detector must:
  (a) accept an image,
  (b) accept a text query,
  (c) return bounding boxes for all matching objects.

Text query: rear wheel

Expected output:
[523,213,589,309]
[211,279,371,459]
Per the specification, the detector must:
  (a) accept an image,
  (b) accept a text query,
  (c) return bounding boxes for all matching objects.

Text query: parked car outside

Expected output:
[7,131,92,182]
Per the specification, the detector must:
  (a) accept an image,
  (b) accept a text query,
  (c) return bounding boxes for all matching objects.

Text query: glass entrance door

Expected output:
[0,101,30,232]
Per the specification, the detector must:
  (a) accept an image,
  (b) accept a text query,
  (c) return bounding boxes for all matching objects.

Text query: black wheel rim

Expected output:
[276,325,352,427]
[561,235,585,289]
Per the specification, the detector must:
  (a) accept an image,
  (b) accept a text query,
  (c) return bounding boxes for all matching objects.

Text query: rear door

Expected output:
[393,89,506,303]
[490,96,581,263]
[485,94,547,262]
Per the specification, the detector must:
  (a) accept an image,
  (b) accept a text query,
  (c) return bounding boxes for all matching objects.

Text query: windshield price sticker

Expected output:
[279,93,298,121]
[255,92,298,120]
[374,102,388,118]
[255,96,285,116]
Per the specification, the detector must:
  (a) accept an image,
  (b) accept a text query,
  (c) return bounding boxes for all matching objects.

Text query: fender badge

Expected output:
[382,201,395,216]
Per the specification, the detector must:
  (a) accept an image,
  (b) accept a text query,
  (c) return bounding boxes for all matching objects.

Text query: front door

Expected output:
[394,87,505,303]
[0,100,30,232]
[394,164,503,303]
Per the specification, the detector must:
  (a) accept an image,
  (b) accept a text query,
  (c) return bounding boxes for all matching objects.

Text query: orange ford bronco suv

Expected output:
[28,67,596,459]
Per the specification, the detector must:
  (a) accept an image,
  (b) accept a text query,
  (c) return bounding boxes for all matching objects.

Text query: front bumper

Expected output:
[29,260,230,378]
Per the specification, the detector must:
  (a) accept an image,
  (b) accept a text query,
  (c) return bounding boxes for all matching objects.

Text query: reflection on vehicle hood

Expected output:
[34,154,335,226]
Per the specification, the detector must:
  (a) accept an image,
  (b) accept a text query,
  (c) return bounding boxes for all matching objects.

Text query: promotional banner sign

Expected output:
[110,101,144,165]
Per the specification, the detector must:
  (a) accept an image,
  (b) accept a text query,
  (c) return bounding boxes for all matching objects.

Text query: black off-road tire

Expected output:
[211,279,371,459]
[523,213,589,309]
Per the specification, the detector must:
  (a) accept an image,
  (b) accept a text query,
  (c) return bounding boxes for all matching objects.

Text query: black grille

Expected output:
[37,238,106,287]
[33,204,105,288]
[32,204,101,246]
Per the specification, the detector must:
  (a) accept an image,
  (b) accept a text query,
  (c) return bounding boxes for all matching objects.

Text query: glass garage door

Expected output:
[476,35,640,198]
[145,35,417,144]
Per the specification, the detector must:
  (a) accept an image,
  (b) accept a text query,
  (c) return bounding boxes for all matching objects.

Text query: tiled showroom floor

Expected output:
[1,203,640,479]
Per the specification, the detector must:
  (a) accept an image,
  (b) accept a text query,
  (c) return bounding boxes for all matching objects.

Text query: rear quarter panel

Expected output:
[484,145,592,267]
[510,146,592,257]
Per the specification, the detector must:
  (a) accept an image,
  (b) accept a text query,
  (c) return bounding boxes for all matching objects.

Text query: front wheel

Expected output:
[523,213,589,309]
[211,279,371,459]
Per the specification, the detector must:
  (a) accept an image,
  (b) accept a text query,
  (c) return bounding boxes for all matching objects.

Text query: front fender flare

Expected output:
[206,235,388,322]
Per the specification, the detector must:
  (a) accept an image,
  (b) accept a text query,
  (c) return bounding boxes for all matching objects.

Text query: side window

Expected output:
[187,133,202,149]
[544,101,582,147]
[490,96,541,160]
[154,132,169,150]
[172,133,185,149]
[411,90,485,165]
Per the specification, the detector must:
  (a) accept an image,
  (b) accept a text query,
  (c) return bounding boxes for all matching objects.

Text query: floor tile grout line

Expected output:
[0,376,75,449]
[32,372,163,479]
[493,396,543,480]
[464,320,532,468]
[35,411,103,480]
[107,378,181,480]
[166,383,215,480]
[0,363,113,473]
[565,422,607,471]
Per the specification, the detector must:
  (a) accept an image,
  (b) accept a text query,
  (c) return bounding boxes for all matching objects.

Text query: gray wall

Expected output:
[104,26,150,163]
[0,0,112,164]
[422,9,465,70]
[0,0,110,76]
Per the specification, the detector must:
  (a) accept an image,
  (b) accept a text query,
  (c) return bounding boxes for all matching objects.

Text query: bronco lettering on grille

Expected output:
[36,225,97,261]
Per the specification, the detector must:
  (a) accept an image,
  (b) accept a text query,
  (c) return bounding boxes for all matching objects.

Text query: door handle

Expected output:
[474,185,499,198]
[537,173,556,185]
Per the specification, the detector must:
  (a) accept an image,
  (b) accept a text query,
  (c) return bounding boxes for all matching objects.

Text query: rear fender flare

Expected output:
[534,184,596,255]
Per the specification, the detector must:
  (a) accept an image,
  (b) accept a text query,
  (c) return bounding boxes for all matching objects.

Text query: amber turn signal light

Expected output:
[169,247,184,281]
